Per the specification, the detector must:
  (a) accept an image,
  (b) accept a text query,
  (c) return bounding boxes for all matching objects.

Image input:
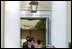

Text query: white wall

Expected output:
[4,1,20,48]
[51,1,67,48]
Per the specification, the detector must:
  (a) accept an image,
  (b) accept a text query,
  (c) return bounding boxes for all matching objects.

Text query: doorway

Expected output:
[20,18,47,47]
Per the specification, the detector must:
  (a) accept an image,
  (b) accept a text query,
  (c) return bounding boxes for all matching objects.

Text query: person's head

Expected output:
[27,38,32,45]
[37,40,41,44]
[26,36,30,40]
[30,37,35,45]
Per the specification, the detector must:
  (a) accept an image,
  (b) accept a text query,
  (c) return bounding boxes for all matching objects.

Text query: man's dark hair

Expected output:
[27,38,32,42]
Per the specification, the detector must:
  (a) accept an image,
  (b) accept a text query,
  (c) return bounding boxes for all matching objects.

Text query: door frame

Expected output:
[20,16,51,47]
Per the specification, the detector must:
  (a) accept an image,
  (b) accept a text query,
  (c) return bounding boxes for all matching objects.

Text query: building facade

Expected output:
[1,1,71,48]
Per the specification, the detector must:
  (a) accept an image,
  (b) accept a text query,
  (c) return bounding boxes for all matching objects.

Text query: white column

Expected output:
[4,1,20,48]
[46,18,49,46]
[51,1,67,48]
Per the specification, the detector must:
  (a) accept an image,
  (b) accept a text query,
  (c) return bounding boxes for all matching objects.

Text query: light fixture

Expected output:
[30,1,38,13]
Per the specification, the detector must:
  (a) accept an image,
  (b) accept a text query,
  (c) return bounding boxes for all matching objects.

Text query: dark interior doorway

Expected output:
[20,18,46,47]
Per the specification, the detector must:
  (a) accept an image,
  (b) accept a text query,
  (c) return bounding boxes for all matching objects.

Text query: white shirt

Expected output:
[28,45,31,48]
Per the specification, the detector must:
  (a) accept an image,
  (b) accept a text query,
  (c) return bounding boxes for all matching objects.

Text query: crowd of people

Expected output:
[23,36,55,48]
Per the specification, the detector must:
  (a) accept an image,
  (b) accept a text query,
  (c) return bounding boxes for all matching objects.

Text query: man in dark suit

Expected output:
[23,36,30,48]
[23,39,32,48]
[23,37,34,48]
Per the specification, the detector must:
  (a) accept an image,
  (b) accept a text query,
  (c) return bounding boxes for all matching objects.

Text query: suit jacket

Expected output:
[23,42,34,48]
[23,44,34,48]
